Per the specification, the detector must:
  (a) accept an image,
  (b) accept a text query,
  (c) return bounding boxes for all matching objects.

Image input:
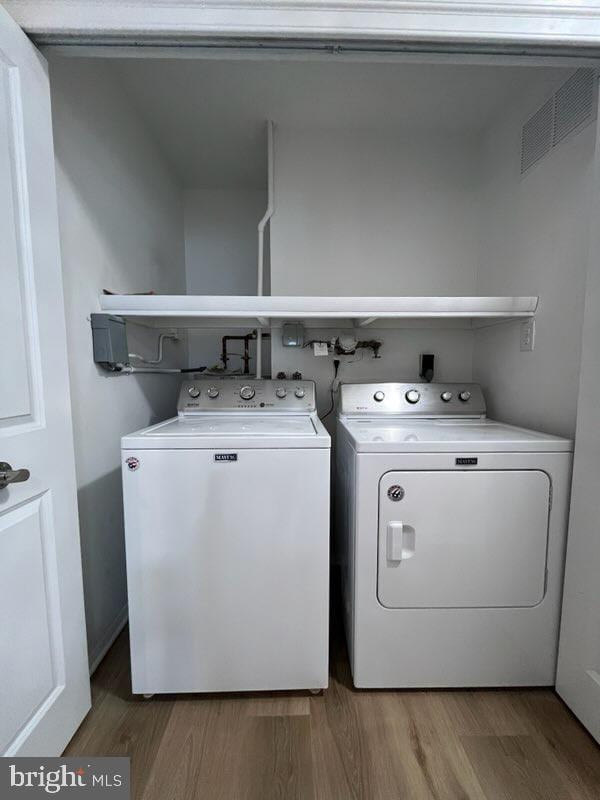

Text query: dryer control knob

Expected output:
[188,386,200,398]
[294,387,306,399]
[405,389,420,404]
[207,387,219,399]
[240,385,255,400]
[441,391,453,402]
[373,391,385,402]
[275,387,287,399]
[459,390,471,402]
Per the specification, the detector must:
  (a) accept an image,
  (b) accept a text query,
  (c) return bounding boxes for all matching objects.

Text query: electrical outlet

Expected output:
[520,319,535,352]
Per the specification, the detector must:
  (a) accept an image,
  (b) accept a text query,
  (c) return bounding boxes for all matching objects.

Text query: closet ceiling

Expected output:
[104,58,570,188]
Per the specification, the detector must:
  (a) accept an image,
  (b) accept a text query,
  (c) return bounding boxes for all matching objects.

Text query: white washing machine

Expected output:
[122,378,330,695]
[335,382,573,688]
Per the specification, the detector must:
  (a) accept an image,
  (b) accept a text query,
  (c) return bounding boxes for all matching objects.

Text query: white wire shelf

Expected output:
[99,295,538,329]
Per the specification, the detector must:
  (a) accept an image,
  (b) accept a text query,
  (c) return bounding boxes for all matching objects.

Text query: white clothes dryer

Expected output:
[335,382,572,688]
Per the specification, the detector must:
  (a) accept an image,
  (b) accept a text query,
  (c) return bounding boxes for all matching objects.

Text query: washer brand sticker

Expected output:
[456,457,478,466]
[214,453,238,462]
[125,457,139,471]
[0,757,130,797]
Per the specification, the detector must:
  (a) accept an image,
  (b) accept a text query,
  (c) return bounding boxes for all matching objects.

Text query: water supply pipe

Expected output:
[256,121,274,379]
[129,331,179,365]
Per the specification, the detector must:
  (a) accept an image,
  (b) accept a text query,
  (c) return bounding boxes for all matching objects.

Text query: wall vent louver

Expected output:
[521,99,553,174]
[553,68,595,146]
[521,68,596,175]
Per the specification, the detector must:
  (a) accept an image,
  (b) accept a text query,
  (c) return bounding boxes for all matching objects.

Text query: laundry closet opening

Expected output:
[44,50,597,669]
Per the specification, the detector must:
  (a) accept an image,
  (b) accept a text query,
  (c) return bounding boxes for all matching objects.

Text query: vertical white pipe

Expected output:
[256,121,274,379]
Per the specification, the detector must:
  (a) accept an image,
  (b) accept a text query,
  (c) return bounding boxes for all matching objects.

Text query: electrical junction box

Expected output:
[91,313,129,366]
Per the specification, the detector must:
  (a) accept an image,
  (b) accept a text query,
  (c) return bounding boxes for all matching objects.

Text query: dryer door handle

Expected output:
[387,521,416,562]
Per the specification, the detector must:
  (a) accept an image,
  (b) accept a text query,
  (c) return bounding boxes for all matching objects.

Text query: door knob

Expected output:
[0,462,30,490]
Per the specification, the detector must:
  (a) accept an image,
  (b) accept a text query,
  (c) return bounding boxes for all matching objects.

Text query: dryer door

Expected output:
[378,470,550,608]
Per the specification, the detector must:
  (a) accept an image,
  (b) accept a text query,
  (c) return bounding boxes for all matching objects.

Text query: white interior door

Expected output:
[0,6,89,755]
[556,83,600,744]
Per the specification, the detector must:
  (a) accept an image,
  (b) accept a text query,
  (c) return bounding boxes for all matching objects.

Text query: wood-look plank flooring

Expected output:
[66,615,600,800]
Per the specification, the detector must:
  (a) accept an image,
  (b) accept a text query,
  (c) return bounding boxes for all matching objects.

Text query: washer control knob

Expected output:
[275,387,287,399]
[207,386,219,399]
[240,385,255,400]
[459,390,471,402]
[405,389,420,404]
[441,391,453,402]
[294,387,306,399]
[187,386,200,398]
[373,391,385,402]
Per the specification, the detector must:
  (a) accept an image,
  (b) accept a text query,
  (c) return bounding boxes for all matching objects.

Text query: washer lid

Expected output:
[122,414,330,449]
[339,417,572,452]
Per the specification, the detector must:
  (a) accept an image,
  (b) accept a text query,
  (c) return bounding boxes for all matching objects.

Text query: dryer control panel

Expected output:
[178,378,316,414]
[339,382,486,417]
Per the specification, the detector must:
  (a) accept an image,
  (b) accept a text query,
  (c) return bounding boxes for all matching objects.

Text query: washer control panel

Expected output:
[178,379,316,414]
[339,383,486,416]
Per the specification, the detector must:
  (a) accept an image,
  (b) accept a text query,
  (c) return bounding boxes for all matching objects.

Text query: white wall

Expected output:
[270,126,480,296]
[269,125,480,409]
[49,57,186,671]
[473,82,595,438]
[185,188,266,295]
[272,325,474,432]
[269,98,594,436]
[184,187,270,374]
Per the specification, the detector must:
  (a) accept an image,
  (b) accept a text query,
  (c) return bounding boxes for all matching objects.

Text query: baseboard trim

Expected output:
[88,605,128,676]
